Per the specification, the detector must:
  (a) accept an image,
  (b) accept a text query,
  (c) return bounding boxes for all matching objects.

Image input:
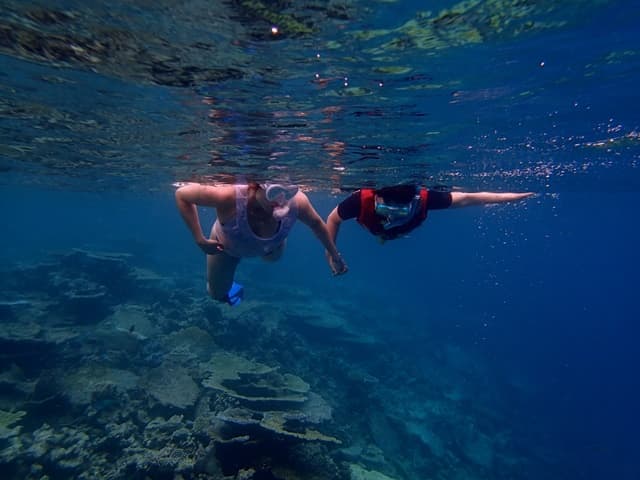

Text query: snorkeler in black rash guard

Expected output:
[325,184,534,271]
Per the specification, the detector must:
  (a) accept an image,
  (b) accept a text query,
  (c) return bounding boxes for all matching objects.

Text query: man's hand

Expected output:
[327,251,348,276]
[197,238,225,255]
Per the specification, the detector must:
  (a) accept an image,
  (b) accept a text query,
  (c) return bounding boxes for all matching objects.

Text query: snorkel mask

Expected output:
[375,195,419,230]
[262,183,299,219]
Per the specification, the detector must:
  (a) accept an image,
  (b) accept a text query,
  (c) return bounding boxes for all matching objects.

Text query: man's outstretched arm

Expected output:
[450,191,534,208]
[326,207,343,245]
[296,194,347,275]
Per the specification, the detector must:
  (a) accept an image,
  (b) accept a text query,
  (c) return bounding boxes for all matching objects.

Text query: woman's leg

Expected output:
[206,252,241,301]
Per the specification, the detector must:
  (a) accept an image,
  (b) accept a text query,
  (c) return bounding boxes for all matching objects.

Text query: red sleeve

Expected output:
[426,190,452,210]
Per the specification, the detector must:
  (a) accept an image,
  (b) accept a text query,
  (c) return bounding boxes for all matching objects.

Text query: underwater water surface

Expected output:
[1,1,639,479]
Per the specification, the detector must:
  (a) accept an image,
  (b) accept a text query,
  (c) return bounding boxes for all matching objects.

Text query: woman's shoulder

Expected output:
[197,184,237,206]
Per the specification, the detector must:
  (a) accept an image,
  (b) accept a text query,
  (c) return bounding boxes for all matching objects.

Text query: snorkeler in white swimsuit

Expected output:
[212,184,297,258]
[176,182,347,305]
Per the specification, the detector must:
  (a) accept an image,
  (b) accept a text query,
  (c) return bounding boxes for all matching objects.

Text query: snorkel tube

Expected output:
[262,183,299,220]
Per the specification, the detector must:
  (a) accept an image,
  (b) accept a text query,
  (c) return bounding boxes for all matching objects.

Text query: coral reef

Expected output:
[201,351,310,402]
[0,250,349,479]
[349,464,398,480]
[143,364,200,410]
[0,409,25,440]
[199,351,341,451]
[0,249,539,479]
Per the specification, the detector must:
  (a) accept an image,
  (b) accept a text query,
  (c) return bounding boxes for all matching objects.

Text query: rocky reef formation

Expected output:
[0,248,542,479]
[201,351,339,444]
[0,249,350,479]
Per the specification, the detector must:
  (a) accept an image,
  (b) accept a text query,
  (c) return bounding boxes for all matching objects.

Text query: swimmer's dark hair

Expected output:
[375,184,418,203]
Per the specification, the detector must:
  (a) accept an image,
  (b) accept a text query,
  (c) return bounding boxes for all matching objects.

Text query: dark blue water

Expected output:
[1,1,639,479]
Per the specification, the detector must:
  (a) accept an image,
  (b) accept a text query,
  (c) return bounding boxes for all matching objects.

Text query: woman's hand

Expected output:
[197,238,225,255]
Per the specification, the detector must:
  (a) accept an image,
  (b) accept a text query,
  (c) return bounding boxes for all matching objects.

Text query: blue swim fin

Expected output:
[226,281,244,306]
